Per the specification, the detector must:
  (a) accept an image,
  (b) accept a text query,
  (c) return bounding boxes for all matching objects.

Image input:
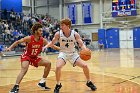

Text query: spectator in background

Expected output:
[4,21,10,40]
[18,31,24,39]
[74,29,79,51]
[98,39,104,51]
[12,30,19,41]
[23,21,28,35]
[0,45,3,59]
[0,20,3,34]
[3,8,7,20]
[2,32,6,45]
[74,29,78,33]
[81,35,91,46]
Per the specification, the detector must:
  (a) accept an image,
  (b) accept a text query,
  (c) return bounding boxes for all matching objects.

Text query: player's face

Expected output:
[60,24,69,31]
[36,28,43,36]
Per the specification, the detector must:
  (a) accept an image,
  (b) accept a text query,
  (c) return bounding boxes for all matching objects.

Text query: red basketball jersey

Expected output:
[23,35,43,58]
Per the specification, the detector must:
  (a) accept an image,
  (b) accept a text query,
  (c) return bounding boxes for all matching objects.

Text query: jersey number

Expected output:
[31,49,38,55]
[65,43,69,48]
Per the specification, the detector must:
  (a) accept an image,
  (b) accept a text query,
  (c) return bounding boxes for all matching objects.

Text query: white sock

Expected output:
[87,80,91,83]
[39,78,46,83]
[15,84,19,86]
[57,82,60,85]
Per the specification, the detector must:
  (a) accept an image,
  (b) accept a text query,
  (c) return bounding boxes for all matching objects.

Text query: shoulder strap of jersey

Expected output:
[40,36,44,46]
[72,30,77,40]
[57,30,61,40]
[30,35,34,42]
[59,30,62,37]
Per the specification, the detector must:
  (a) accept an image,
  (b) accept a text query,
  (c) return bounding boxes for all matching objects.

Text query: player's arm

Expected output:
[44,32,60,50]
[43,38,49,46]
[51,44,60,50]
[43,38,60,51]
[75,32,87,50]
[7,36,30,51]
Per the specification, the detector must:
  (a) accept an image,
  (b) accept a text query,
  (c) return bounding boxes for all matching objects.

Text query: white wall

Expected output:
[35,0,47,6]
[63,0,100,48]
[22,0,30,6]
[35,0,60,19]
[92,0,100,24]
[119,29,133,48]
[63,0,100,24]
[22,0,31,15]
[22,7,31,15]
[76,4,83,24]
[103,0,112,14]
[48,6,60,20]
[36,7,48,15]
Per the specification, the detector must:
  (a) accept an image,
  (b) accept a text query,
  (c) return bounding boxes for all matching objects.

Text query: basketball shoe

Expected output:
[9,85,19,93]
[54,83,62,93]
[86,81,97,91]
[38,82,51,90]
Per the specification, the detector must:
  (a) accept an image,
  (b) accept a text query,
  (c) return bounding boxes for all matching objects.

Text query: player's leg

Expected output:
[101,44,104,51]
[38,58,51,78]
[54,58,65,93]
[75,58,97,91]
[75,58,90,80]
[9,61,30,93]
[37,58,51,90]
[56,58,65,84]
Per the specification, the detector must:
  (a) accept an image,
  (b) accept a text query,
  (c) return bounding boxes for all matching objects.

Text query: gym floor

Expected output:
[0,48,140,93]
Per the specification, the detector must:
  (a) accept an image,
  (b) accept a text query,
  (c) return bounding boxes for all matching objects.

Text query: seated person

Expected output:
[81,35,91,46]
[0,46,2,58]
[98,39,104,51]
[0,45,5,59]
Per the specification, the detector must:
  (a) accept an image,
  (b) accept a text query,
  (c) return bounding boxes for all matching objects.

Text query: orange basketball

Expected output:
[80,48,91,61]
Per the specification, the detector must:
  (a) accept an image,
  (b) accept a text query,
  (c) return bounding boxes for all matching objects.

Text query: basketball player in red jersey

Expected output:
[7,23,59,93]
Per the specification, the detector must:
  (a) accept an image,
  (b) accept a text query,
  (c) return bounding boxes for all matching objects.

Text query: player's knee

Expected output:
[56,65,62,70]
[48,62,51,67]
[45,61,51,67]
[82,64,88,69]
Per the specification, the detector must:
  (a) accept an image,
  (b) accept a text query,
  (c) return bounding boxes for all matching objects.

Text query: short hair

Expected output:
[60,18,71,28]
[31,23,43,34]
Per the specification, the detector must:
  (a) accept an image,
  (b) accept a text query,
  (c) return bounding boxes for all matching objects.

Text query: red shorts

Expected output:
[21,54,42,67]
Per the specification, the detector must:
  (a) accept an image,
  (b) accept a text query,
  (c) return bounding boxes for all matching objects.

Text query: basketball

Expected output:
[80,48,91,61]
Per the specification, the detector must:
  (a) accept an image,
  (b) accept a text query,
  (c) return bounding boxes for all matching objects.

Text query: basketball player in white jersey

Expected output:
[45,18,97,93]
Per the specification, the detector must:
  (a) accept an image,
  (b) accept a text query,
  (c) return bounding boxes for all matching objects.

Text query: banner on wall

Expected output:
[1,0,22,12]
[82,2,92,24]
[112,0,137,17]
[68,4,76,24]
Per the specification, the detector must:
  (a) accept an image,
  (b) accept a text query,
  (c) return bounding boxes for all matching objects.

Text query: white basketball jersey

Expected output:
[59,30,76,53]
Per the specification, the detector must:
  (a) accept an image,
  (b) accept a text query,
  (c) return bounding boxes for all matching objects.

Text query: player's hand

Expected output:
[42,47,47,52]
[6,47,11,51]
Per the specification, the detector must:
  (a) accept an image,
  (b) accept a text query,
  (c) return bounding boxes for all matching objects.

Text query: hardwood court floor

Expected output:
[0,49,140,93]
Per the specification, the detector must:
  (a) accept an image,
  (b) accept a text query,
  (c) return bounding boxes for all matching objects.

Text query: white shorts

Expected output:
[58,52,80,67]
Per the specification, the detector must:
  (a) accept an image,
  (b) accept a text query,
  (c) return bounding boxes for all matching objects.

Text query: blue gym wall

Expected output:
[1,0,22,12]
[98,28,140,48]
[133,27,140,48]
[98,29,106,48]
[106,28,120,48]
[98,28,120,48]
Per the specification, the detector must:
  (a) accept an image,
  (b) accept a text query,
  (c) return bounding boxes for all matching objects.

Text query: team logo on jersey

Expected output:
[32,45,40,48]
[62,39,73,42]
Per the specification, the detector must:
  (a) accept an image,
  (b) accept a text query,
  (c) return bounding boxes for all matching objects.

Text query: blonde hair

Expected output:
[60,18,71,28]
